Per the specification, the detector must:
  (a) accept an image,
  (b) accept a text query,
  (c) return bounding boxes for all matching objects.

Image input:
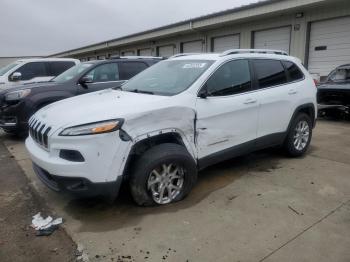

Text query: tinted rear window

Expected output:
[253,59,287,89]
[48,61,75,76]
[283,61,304,82]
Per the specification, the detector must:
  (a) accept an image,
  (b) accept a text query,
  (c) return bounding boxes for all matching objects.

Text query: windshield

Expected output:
[52,63,94,82]
[0,62,20,76]
[122,60,214,96]
[329,68,350,83]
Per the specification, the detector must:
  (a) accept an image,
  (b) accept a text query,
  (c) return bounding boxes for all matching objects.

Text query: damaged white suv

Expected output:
[26,50,317,206]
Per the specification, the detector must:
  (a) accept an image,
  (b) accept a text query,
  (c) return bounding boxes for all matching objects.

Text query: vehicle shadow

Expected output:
[64,148,282,232]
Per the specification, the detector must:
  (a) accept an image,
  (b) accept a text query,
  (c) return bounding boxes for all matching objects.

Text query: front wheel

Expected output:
[129,143,197,206]
[284,113,313,157]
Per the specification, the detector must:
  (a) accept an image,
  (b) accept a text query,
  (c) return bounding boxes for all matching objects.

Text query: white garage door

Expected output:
[158,45,175,58]
[138,48,152,56]
[122,51,135,56]
[308,16,350,79]
[182,40,203,53]
[212,34,240,52]
[254,27,291,53]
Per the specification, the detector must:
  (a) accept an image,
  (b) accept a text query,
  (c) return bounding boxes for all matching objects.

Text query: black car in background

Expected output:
[0,57,163,136]
[317,64,350,118]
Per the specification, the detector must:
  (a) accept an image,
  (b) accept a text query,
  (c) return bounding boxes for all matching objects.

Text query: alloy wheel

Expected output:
[147,163,185,204]
[293,120,310,151]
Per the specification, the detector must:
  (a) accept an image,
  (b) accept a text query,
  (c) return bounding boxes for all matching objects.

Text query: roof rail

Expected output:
[220,49,289,56]
[169,53,202,59]
[109,55,164,60]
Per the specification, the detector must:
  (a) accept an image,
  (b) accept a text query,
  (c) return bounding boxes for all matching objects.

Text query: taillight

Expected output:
[313,79,319,87]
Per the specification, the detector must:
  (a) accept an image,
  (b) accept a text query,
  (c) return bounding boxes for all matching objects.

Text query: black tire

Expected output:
[129,143,197,206]
[284,113,313,157]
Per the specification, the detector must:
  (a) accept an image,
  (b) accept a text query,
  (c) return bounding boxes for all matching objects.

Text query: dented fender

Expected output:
[107,106,198,181]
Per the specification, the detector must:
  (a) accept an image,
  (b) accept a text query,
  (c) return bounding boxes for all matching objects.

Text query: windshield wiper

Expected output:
[128,89,154,95]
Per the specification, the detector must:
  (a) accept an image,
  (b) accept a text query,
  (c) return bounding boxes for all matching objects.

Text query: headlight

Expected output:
[59,119,123,136]
[5,89,31,101]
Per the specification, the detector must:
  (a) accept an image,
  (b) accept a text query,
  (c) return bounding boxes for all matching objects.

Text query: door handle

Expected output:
[288,89,297,95]
[244,98,257,105]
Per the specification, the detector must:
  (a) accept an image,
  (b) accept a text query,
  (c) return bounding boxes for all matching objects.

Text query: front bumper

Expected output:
[25,131,132,198]
[33,163,123,199]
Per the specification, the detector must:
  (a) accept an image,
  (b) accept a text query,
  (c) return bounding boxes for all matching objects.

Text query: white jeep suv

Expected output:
[25,50,317,206]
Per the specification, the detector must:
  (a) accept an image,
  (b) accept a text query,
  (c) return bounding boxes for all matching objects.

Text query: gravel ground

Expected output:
[0,137,77,262]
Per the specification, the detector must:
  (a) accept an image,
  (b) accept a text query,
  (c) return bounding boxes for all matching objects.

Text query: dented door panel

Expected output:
[195,95,259,159]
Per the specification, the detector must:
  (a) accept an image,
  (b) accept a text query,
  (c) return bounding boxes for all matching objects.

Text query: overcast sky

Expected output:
[0,0,260,57]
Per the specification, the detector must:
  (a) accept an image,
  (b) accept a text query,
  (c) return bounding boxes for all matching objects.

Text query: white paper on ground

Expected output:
[31,212,63,230]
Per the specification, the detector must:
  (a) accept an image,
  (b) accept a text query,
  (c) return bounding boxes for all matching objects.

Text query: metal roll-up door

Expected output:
[158,45,175,58]
[122,51,135,56]
[182,40,203,53]
[308,16,350,80]
[212,34,240,52]
[138,48,152,56]
[254,27,291,53]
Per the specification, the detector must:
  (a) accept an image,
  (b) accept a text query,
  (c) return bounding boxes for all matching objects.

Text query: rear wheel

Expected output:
[284,113,312,157]
[129,143,197,206]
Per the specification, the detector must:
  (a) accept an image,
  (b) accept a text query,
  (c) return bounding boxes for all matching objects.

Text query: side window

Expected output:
[48,62,75,76]
[205,59,251,96]
[15,62,47,80]
[85,63,119,83]
[282,61,304,82]
[253,59,287,89]
[119,62,148,80]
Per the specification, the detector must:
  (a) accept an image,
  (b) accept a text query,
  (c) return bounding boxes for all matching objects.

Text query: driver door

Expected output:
[195,59,259,162]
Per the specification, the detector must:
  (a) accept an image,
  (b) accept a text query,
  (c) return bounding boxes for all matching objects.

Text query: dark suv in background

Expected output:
[0,57,163,136]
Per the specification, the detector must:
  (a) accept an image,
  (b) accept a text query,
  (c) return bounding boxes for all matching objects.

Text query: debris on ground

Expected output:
[76,243,90,262]
[31,212,63,236]
[288,205,304,216]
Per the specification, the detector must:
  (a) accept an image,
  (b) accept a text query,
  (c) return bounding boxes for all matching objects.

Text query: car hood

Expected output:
[33,89,171,132]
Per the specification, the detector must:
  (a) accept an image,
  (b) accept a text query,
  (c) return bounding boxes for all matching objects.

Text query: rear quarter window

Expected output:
[282,61,304,82]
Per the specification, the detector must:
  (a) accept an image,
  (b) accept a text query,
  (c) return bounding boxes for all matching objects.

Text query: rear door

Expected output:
[252,59,301,144]
[196,59,258,160]
[78,62,121,93]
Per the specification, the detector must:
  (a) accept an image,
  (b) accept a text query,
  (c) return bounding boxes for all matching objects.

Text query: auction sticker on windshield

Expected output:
[182,63,207,69]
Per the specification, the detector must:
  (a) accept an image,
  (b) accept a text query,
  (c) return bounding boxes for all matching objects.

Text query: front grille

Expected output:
[28,117,52,148]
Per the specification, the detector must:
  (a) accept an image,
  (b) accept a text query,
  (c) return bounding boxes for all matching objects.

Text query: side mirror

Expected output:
[10,72,22,81]
[198,85,209,99]
[78,75,93,88]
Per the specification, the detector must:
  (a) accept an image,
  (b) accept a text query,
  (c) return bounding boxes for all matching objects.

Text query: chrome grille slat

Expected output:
[43,127,52,148]
[38,124,46,144]
[34,122,41,141]
[29,118,52,149]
